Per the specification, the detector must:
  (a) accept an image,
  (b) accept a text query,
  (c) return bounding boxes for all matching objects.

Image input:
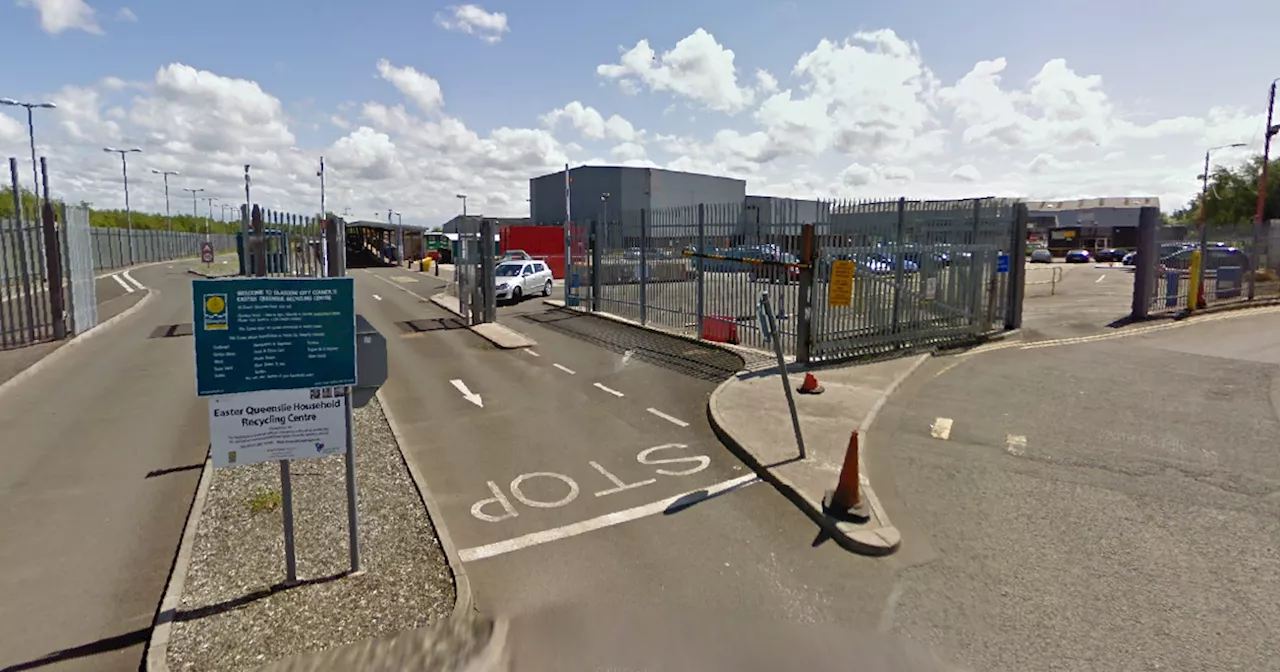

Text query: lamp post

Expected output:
[205,196,218,242]
[183,187,205,242]
[1195,142,1249,308]
[104,147,142,265]
[394,211,404,266]
[456,193,467,217]
[151,169,178,259]
[1,98,56,216]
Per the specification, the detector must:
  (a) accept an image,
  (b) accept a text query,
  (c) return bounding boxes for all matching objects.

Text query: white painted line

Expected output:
[1006,434,1027,456]
[110,274,135,293]
[372,294,383,301]
[458,474,759,562]
[552,363,576,375]
[523,350,541,357]
[593,382,625,397]
[122,270,145,290]
[1096,274,1106,283]
[647,408,689,427]
[930,417,953,440]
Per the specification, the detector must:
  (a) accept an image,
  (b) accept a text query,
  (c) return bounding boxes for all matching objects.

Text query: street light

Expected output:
[1,98,56,216]
[456,193,467,217]
[205,196,218,242]
[182,187,205,241]
[1194,142,1249,308]
[151,169,178,234]
[104,147,142,265]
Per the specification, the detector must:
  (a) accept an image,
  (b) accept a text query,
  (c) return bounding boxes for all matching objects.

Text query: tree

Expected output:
[1173,155,1280,226]
[1,186,246,235]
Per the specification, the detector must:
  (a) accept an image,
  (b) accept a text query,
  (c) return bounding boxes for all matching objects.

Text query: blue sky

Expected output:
[1,0,1276,225]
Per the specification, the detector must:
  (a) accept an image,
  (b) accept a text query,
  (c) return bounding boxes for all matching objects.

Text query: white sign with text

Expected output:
[210,386,348,468]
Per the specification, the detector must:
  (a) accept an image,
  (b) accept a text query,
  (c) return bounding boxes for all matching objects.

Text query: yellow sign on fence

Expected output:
[828,259,855,307]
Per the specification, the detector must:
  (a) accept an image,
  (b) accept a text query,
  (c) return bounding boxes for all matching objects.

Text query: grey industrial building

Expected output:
[529,166,747,225]
[1026,196,1160,252]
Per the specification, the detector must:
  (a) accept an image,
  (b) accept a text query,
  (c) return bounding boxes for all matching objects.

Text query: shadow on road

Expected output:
[517,308,744,382]
[3,627,150,671]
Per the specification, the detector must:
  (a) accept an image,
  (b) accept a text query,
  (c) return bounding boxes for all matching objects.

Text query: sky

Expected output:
[1,0,1277,228]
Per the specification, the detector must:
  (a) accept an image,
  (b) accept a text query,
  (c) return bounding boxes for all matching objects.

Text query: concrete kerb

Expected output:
[143,390,477,672]
[377,387,475,622]
[428,293,537,350]
[0,288,156,402]
[145,456,213,672]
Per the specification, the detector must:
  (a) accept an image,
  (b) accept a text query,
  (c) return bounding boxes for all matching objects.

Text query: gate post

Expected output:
[796,223,815,364]
[480,218,497,324]
[968,199,984,327]
[1006,202,1028,329]
[696,204,706,339]
[890,197,906,336]
[39,159,65,340]
[590,219,602,312]
[1131,206,1159,320]
[8,159,37,343]
[639,209,648,326]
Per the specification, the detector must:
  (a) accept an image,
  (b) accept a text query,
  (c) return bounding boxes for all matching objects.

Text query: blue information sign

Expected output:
[192,277,356,397]
[997,254,1010,273]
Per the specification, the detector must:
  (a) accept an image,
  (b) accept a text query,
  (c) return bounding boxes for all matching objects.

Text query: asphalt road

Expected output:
[1022,262,1133,339]
[0,261,212,671]
[871,307,1280,671]
[357,265,912,629]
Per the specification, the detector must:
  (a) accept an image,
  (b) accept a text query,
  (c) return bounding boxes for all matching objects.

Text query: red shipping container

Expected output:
[500,226,567,278]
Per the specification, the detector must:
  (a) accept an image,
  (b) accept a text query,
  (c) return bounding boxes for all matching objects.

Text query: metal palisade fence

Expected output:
[241,204,329,278]
[565,197,1027,364]
[90,228,236,272]
[1,203,99,350]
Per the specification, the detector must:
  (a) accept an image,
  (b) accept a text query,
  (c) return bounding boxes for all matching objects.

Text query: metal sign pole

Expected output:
[761,291,805,460]
[328,227,361,574]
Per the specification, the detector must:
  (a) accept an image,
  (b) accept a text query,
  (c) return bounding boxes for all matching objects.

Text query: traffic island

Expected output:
[156,397,458,672]
[708,355,929,556]
[429,293,537,349]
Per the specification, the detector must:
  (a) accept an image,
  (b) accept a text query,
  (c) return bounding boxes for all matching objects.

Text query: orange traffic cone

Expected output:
[798,372,824,395]
[823,430,870,523]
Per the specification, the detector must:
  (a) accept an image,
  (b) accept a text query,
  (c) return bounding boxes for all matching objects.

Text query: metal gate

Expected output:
[63,205,98,335]
[1,209,55,349]
[565,221,590,308]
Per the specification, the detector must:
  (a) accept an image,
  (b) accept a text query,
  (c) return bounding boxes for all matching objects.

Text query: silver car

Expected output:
[494,260,554,302]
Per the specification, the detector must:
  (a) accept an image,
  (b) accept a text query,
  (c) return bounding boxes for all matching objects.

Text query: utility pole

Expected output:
[1194,143,1248,311]
[1256,79,1279,229]
[104,147,142,265]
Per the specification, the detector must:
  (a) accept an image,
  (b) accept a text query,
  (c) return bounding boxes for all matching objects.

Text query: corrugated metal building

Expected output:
[529,166,746,225]
[1027,196,1160,250]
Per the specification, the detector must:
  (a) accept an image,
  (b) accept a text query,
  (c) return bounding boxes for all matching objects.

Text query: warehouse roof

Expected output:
[1027,197,1160,211]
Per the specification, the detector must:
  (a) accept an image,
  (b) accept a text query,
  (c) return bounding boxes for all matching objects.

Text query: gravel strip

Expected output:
[166,396,456,672]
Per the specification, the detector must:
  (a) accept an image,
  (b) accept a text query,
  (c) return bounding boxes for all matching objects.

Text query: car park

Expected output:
[494,260,554,303]
[1064,249,1092,263]
[1030,249,1054,263]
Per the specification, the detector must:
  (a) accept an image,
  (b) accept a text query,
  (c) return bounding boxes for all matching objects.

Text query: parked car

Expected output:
[1095,248,1128,262]
[1158,246,1250,273]
[501,249,533,261]
[1030,249,1054,263]
[1122,251,1137,266]
[749,252,801,284]
[494,260,554,303]
[1064,249,1092,263]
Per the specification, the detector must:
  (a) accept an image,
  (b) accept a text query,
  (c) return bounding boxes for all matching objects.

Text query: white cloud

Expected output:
[541,102,639,142]
[951,164,981,182]
[598,29,758,114]
[435,4,509,44]
[116,6,136,22]
[17,0,102,35]
[375,60,444,114]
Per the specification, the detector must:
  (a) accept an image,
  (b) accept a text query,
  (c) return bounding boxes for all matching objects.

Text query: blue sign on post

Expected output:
[192,277,357,397]
[997,254,1010,273]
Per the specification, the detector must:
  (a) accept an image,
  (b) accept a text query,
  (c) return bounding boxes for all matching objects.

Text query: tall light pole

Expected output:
[183,187,205,240]
[318,157,329,276]
[104,147,142,265]
[1256,79,1280,229]
[395,211,404,265]
[151,169,178,233]
[1195,142,1249,307]
[456,193,467,217]
[205,196,218,242]
[1,98,56,216]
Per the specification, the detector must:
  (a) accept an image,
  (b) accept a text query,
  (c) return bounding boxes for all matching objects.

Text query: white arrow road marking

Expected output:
[593,383,625,397]
[931,417,953,440]
[122,270,145,290]
[372,294,383,301]
[450,379,483,407]
[110,274,134,293]
[553,363,576,375]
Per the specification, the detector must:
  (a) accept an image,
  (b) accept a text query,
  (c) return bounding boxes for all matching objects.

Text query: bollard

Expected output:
[822,430,870,523]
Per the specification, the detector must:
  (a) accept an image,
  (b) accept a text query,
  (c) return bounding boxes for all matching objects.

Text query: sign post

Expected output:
[193,275,356,585]
[200,240,214,266]
[760,291,805,460]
